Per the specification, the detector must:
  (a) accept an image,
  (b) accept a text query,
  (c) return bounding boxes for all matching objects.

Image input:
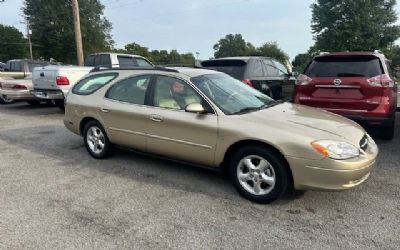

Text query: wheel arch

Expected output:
[79,117,104,136]
[222,139,294,189]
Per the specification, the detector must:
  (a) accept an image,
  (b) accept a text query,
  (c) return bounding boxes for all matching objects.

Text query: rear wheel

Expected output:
[83,120,113,159]
[381,114,395,140]
[229,146,290,204]
[0,95,14,104]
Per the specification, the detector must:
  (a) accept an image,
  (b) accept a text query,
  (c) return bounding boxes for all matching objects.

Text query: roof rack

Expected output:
[90,65,179,73]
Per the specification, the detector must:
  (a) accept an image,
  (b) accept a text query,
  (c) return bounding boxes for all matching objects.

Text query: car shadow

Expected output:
[0,102,62,116]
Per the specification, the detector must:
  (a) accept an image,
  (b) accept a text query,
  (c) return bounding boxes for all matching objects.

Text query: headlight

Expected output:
[311,140,359,160]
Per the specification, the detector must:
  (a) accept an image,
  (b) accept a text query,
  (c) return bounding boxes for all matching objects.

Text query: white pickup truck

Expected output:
[31,53,153,109]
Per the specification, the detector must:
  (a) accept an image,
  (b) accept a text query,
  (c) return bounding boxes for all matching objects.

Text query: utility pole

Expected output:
[26,21,33,60]
[72,0,84,65]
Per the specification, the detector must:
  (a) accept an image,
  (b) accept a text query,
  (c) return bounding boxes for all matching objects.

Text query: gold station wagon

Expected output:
[64,67,378,203]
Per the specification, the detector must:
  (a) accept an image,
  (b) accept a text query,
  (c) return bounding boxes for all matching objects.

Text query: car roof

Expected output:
[203,56,273,62]
[90,67,223,78]
[315,51,386,59]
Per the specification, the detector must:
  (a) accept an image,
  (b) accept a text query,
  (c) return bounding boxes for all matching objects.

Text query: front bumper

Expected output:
[31,89,64,100]
[0,89,37,100]
[288,140,378,191]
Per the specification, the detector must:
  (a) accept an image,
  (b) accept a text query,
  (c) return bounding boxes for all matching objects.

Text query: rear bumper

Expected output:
[0,89,37,100]
[31,89,64,100]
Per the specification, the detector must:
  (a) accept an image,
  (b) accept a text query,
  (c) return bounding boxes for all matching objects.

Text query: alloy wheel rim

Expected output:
[86,126,105,155]
[237,155,276,195]
[1,95,13,103]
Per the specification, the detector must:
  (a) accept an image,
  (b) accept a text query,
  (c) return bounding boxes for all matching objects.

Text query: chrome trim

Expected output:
[109,127,212,149]
[315,85,361,89]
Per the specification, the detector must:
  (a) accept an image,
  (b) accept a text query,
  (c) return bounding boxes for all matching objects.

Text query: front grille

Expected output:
[359,134,368,151]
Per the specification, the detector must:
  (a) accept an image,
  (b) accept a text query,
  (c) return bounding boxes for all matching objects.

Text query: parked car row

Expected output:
[2,50,396,204]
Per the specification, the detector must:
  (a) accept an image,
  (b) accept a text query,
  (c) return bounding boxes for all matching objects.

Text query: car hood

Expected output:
[240,102,365,145]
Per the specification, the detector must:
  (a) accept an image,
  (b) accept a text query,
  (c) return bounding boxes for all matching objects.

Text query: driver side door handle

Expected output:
[150,114,163,122]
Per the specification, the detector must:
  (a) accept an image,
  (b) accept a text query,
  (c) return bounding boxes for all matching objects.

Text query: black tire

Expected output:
[0,95,14,104]
[229,146,290,204]
[54,99,65,110]
[83,120,113,159]
[381,115,395,140]
[27,100,41,106]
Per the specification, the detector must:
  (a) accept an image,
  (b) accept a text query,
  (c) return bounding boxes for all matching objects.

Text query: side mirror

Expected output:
[185,103,206,114]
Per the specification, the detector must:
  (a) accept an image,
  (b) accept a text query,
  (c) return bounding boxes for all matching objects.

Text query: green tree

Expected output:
[23,0,113,64]
[213,34,254,58]
[0,24,27,62]
[252,42,289,64]
[292,52,313,73]
[383,45,400,70]
[311,0,400,52]
[124,42,151,59]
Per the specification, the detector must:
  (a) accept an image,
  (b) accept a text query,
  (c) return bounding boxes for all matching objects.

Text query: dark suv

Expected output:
[201,57,295,100]
[294,51,397,139]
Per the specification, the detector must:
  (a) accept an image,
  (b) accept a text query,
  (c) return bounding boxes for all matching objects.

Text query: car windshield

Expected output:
[191,73,275,115]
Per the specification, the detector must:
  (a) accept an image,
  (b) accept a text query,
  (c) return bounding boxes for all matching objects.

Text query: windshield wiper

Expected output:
[261,99,284,109]
[230,107,261,115]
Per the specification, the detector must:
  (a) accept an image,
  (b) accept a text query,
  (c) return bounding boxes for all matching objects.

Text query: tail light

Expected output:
[12,85,27,90]
[242,79,253,87]
[295,74,312,85]
[367,74,394,87]
[56,76,70,86]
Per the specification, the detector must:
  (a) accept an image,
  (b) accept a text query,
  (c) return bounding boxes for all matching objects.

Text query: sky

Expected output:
[0,0,399,60]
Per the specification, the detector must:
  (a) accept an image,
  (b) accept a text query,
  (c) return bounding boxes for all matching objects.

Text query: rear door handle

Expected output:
[150,114,163,122]
[100,107,110,113]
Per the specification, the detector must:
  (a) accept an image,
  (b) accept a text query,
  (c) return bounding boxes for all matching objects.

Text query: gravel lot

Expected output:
[0,103,399,250]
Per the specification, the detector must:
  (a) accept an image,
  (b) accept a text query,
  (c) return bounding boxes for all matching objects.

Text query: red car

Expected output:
[294,51,397,140]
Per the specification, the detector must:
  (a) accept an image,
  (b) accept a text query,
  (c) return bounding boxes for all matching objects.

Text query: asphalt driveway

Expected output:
[0,103,399,249]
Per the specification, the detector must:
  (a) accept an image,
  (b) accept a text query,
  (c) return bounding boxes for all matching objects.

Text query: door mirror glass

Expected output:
[185,103,206,114]
[394,68,400,78]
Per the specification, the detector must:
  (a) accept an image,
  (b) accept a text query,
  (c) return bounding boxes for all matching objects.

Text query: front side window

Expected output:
[106,75,150,105]
[153,76,201,110]
[73,73,118,95]
[191,73,274,115]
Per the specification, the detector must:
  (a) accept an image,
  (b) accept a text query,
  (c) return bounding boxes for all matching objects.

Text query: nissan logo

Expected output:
[333,79,341,86]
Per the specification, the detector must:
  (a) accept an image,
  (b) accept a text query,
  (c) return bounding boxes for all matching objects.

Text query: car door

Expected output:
[101,74,152,150]
[146,74,218,166]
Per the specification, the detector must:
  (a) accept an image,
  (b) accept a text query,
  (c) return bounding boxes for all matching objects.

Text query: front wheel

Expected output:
[229,146,290,204]
[83,121,113,159]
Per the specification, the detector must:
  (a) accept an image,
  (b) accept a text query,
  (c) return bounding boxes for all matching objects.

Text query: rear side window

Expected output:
[263,59,279,77]
[249,60,264,77]
[305,56,383,77]
[100,54,111,67]
[118,56,137,67]
[106,75,151,105]
[72,73,118,95]
[84,55,95,66]
[201,60,246,79]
